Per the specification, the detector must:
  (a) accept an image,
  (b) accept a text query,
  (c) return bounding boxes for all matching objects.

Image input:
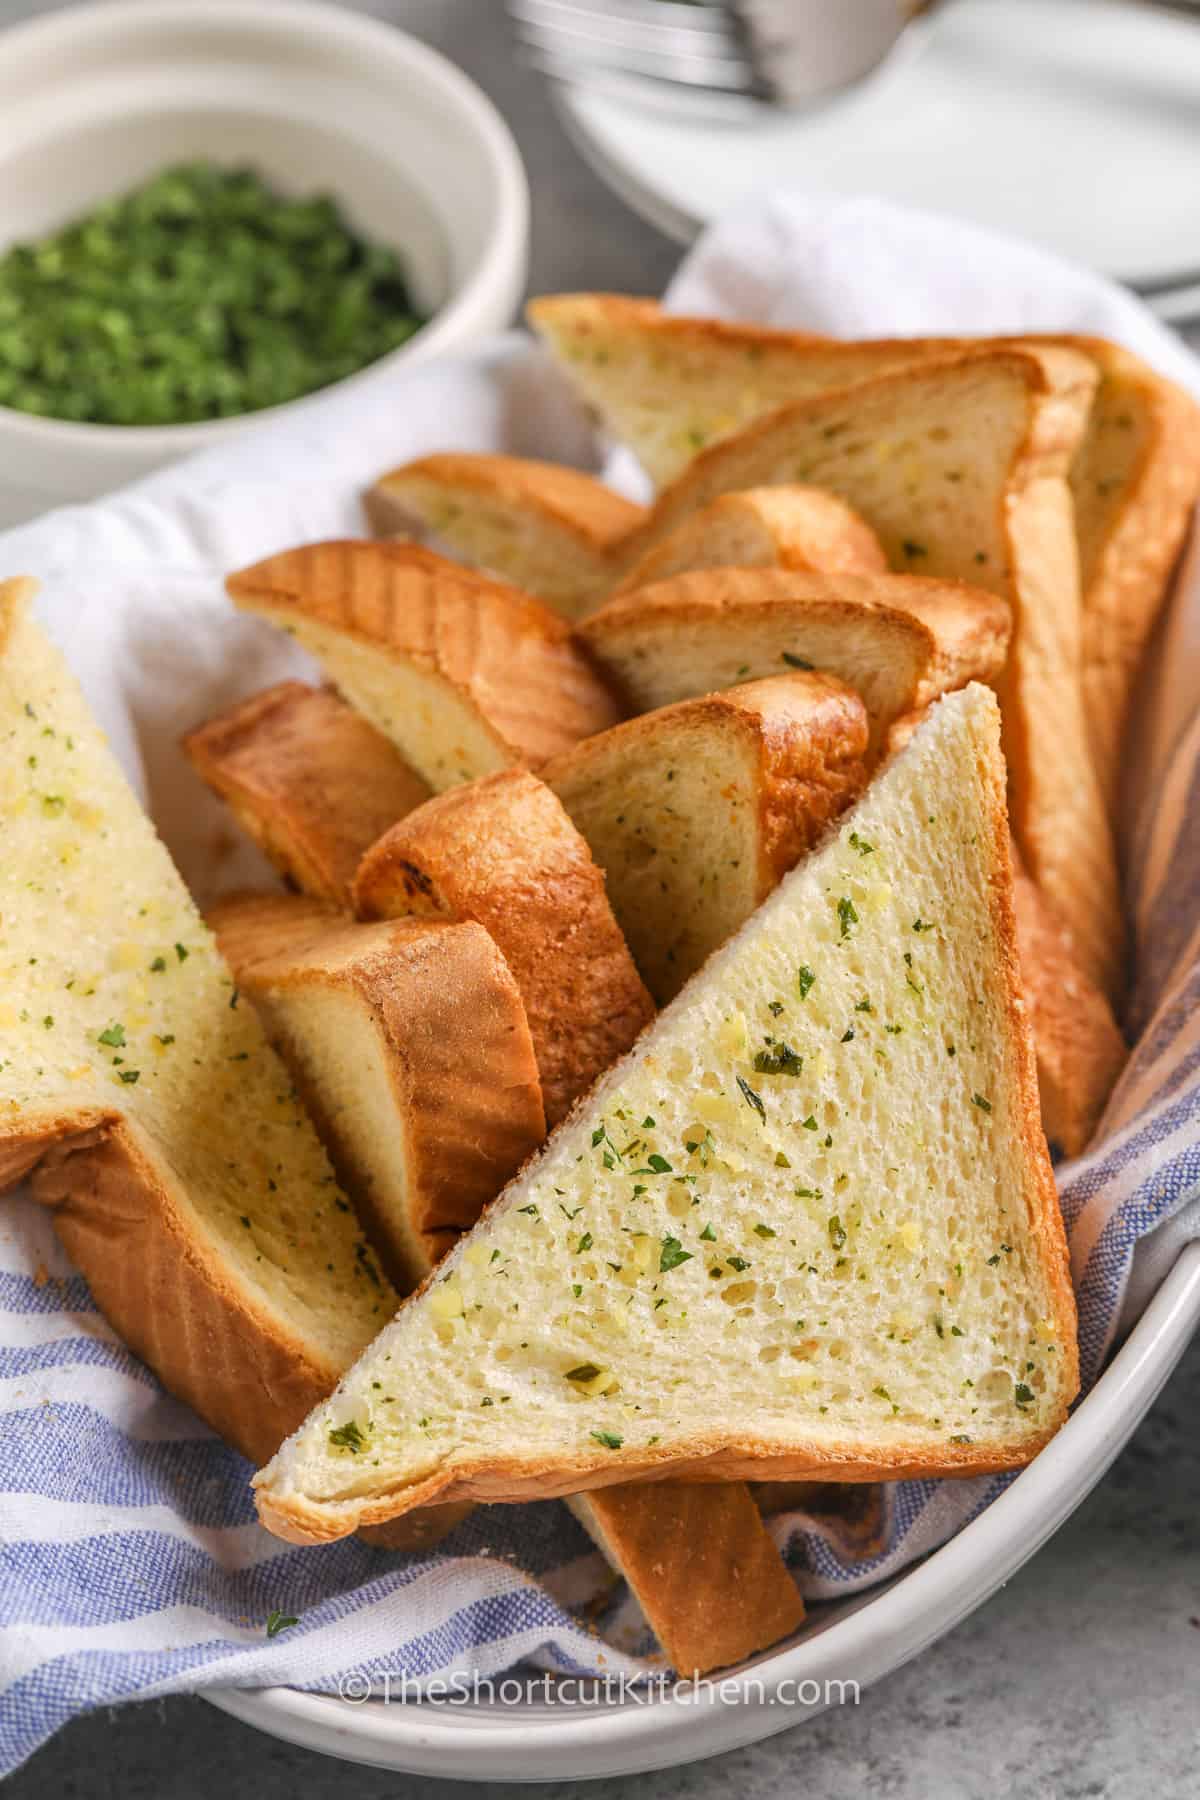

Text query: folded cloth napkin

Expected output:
[2,194,1199,1775]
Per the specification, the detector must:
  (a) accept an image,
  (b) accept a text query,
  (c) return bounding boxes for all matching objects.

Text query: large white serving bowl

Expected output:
[0,0,529,525]
[210,1244,1200,1780]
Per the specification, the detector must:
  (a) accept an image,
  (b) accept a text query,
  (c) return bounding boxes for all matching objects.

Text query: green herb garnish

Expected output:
[736,1075,766,1121]
[0,163,427,426]
[753,1038,803,1077]
[328,1420,366,1453]
[659,1236,692,1272]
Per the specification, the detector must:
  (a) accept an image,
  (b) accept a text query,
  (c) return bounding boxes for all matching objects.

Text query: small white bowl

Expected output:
[0,0,529,524]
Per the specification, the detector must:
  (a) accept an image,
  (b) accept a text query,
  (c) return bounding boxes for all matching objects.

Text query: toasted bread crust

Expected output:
[18,1115,347,1466]
[208,895,546,1285]
[255,1418,1071,1543]
[1010,851,1128,1157]
[183,683,431,909]
[227,540,622,776]
[615,485,888,594]
[969,708,1081,1391]
[568,1481,804,1675]
[369,453,644,553]
[720,675,871,885]
[354,770,655,1127]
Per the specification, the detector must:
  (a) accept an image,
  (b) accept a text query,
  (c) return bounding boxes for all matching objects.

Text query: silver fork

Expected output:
[507,0,936,114]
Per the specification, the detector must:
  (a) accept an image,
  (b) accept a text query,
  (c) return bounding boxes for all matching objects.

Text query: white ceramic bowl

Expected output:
[0,0,529,525]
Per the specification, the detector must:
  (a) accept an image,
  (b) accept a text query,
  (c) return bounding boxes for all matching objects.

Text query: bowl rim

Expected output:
[0,0,530,450]
[207,1241,1200,1780]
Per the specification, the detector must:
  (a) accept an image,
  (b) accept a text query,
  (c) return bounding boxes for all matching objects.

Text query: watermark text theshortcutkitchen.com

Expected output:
[335,1670,859,1708]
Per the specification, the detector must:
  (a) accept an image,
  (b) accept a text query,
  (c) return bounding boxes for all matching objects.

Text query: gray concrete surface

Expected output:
[2,2,1198,1793]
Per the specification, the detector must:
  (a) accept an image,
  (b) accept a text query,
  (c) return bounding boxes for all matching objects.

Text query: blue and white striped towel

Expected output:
[2,195,1199,1776]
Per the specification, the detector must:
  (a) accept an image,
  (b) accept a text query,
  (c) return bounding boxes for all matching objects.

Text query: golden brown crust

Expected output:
[368,453,645,553]
[1010,848,1128,1158]
[182,683,431,909]
[208,895,546,1286]
[255,1417,1071,1544]
[705,676,871,887]
[353,770,655,1127]
[568,1482,804,1675]
[226,540,623,773]
[973,735,1081,1395]
[21,1116,344,1466]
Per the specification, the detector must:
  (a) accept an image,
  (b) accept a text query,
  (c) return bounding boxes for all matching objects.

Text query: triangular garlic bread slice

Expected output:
[366,453,644,619]
[578,568,1010,754]
[255,683,1078,1544]
[226,540,622,790]
[0,582,395,1465]
[527,294,948,486]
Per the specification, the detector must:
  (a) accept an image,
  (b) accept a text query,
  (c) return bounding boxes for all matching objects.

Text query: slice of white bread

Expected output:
[254,684,1079,1542]
[543,673,869,1004]
[531,297,1200,829]
[527,294,939,486]
[578,569,1010,755]
[609,351,1121,1002]
[183,682,432,909]
[207,894,547,1286]
[0,580,396,1466]
[566,1481,803,1676]
[613,485,888,595]
[366,453,645,620]
[354,770,655,1127]
[226,540,622,792]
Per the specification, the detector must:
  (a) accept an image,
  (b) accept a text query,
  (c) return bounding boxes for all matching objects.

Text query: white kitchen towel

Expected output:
[2,195,1198,1775]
